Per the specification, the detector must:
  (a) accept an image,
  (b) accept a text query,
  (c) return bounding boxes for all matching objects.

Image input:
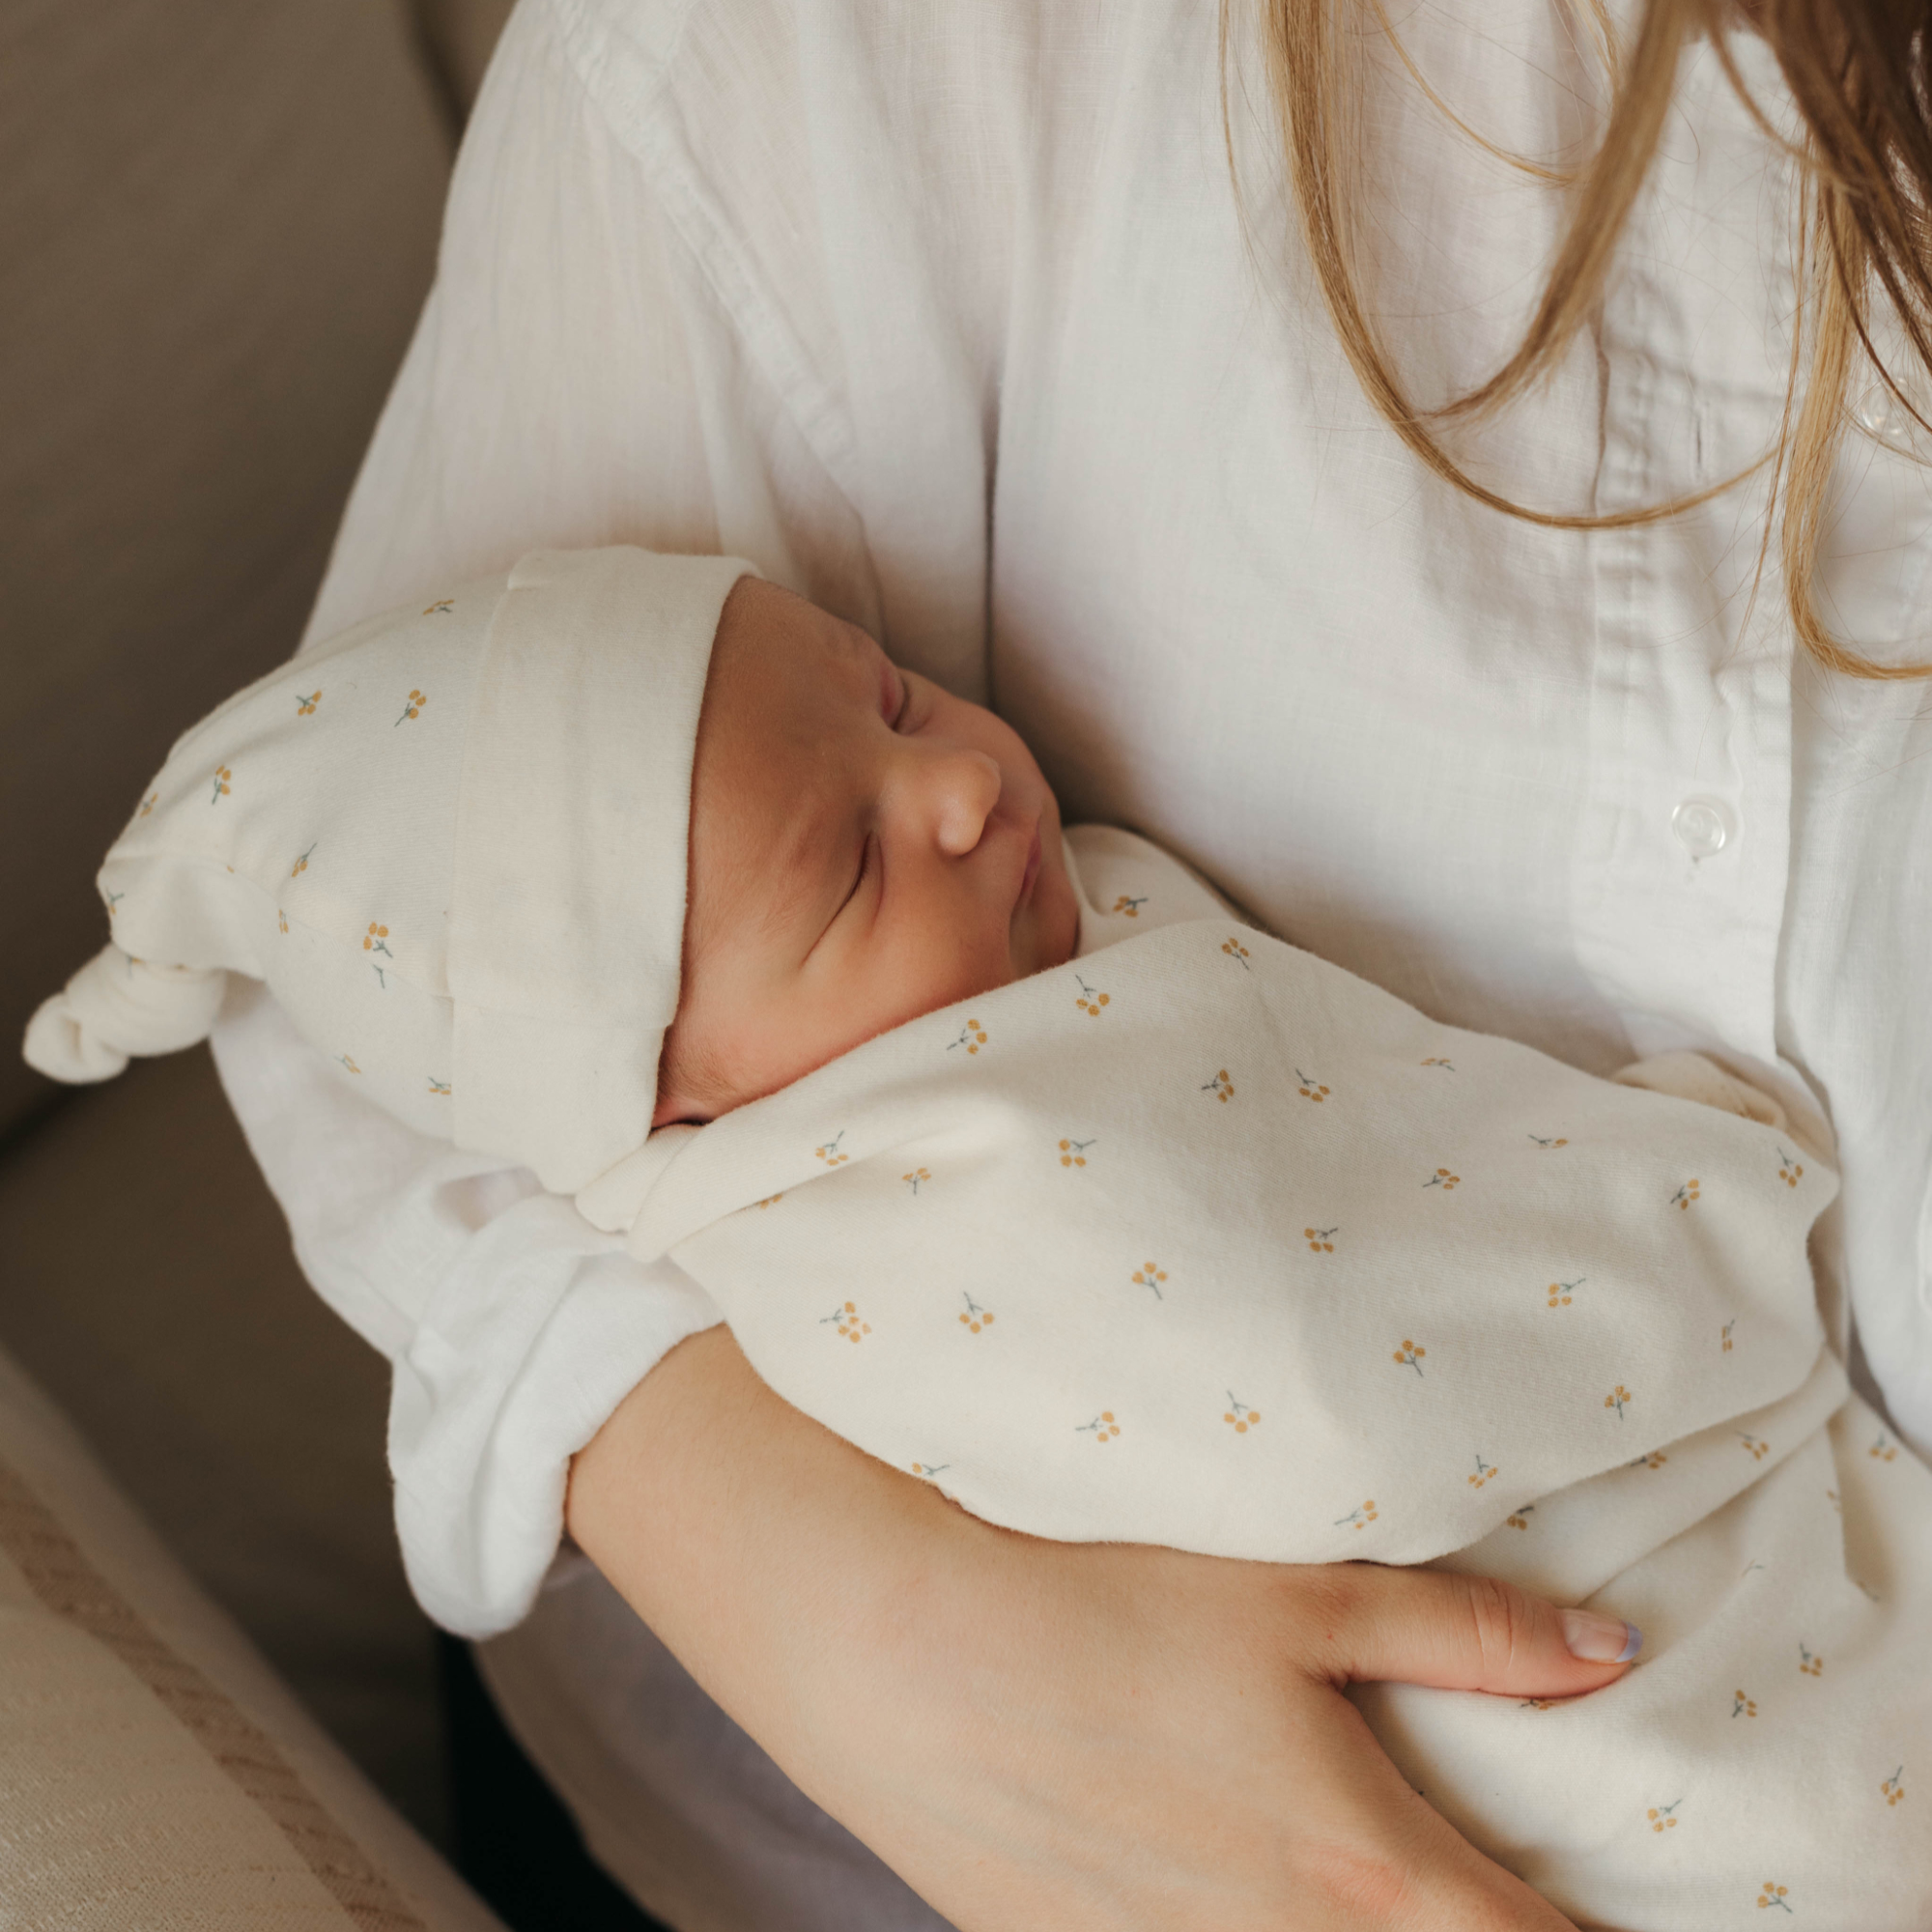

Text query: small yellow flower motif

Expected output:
[1074,974,1111,1016]
[291,841,317,879]
[1872,1431,1899,1462]
[1528,1133,1570,1149]
[903,1166,931,1196]
[1393,1340,1426,1377]
[1605,1383,1633,1420]
[1733,1690,1758,1718]
[137,792,157,816]
[909,1461,950,1478]
[816,1132,850,1166]
[1777,1147,1804,1187]
[363,922,393,954]
[1548,1276,1584,1309]
[1203,1067,1236,1103]
[1506,1506,1535,1529]
[395,688,429,725]
[427,1077,451,1095]
[1058,1136,1095,1168]
[1883,1767,1906,1807]
[949,1017,989,1054]
[1423,1167,1461,1191]
[1295,1068,1329,1101]
[1722,1319,1737,1352]
[1648,1801,1682,1833]
[210,765,232,804]
[1630,1448,1668,1471]
[1421,1056,1455,1070]
[336,1054,360,1075]
[296,690,322,716]
[277,909,289,933]
[1757,1881,1792,1913]
[1221,934,1251,969]
[755,1193,783,1209]
[1466,1453,1499,1491]
[1740,1432,1770,1463]
[958,1293,994,1334]
[1113,894,1148,917]
[1223,1394,1262,1435]
[423,599,454,615]
[1077,1410,1122,1442]
[821,1299,870,1343]
[1334,1499,1378,1529]
[1520,1697,1559,1711]
[1132,1261,1168,1298]
[1305,1226,1337,1253]
[1672,1179,1701,1209]
[1798,1642,1823,1677]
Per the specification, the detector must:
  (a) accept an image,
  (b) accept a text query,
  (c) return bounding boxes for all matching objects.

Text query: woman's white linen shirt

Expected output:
[213,0,1932,1637]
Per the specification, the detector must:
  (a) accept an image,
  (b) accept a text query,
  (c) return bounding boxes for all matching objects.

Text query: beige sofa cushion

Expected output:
[0,1338,505,1931]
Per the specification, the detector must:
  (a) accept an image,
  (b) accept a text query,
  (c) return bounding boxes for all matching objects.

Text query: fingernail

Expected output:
[1562,1608,1643,1663]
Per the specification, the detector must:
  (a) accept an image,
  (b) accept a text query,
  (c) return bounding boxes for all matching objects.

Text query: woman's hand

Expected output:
[569,1327,1629,1930]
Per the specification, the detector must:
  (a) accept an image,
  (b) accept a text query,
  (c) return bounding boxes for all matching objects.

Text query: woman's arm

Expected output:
[570,1326,1632,1932]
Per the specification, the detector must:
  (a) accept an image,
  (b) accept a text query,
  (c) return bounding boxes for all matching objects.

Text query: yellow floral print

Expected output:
[1077,1411,1122,1442]
[1223,1395,1262,1434]
[1671,1179,1701,1209]
[755,1194,783,1209]
[1423,1167,1462,1191]
[395,688,428,725]
[1393,1340,1426,1377]
[363,922,394,990]
[1466,1453,1499,1491]
[427,1077,451,1095]
[1058,1136,1095,1168]
[1648,1801,1682,1833]
[422,599,454,615]
[137,792,157,817]
[1547,1276,1584,1309]
[903,1166,931,1196]
[291,841,316,879]
[296,690,322,716]
[1723,1319,1737,1353]
[1112,894,1147,917]
[1074,974,1110,1016]
[1733,1690,1758,1718]
[1740,1432,1770,1463]
[1295,1068,1329,1101]
[1305,1226,1337,1253]
[821,1300,871,1343]
[1883,1767,1906,1807]
[210,765,232,804]
[958,1294,994,1334]
[1528,1132,1570,1149]
[1221,935,1251,969]
[1777,1147,1804,1187]
[1203,1067,1235,1103]
[336,1054,360,1075]
[949,1018,988,1054]
[1799,1642,1823,1678]
[816,1132,849,1166]
[1334,1499,1378,1529]
[1629,1449,1668,1471]
[1421,1056,1455,1071]
[909,1461,950,1478]
[1605,1383,1633,1420]
[1506,1506,1535,1529]
[277,909,288,934]
[1757,1881,1792,1913]
[1131,1261,1167,1298]
[1871,1431,1899,1462]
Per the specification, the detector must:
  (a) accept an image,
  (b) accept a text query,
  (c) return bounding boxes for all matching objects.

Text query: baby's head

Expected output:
[657,579,1080,1123]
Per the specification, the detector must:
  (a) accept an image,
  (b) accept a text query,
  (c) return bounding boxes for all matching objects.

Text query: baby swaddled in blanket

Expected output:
[30,548,1931,1930]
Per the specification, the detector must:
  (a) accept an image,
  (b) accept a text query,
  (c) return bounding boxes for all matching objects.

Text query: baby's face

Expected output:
[657,579,1080,1122]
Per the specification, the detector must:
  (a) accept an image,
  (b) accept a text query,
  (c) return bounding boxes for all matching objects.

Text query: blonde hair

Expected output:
[1242,0,1932,678]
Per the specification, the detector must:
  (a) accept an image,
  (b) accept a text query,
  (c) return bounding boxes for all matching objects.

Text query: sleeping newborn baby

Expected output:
[28,548,1931,1931]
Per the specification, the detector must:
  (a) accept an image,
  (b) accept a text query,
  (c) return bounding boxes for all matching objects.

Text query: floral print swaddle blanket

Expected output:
[578,827,1932,1930]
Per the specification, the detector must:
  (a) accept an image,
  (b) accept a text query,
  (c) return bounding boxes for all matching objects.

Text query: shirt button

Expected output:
[1672,796,1736,860]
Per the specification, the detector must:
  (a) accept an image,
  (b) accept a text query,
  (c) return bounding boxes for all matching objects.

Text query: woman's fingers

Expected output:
[1290,1560,1640,1699]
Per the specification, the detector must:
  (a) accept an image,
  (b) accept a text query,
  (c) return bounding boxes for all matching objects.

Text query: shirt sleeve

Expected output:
[210,0,876,1635]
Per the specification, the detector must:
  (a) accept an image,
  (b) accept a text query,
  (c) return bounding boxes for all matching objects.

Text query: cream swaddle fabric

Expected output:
[580,827,1932,1931]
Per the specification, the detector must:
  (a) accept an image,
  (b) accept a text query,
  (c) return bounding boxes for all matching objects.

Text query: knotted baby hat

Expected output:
[24,547,753,1193]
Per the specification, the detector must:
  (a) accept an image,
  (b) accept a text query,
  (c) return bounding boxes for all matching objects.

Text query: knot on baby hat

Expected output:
[23,547,753,1193]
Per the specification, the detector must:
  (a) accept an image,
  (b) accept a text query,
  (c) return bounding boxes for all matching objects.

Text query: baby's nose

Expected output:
[908,745,1004,857]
